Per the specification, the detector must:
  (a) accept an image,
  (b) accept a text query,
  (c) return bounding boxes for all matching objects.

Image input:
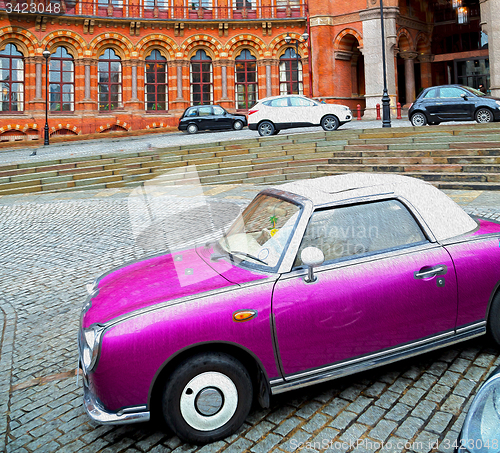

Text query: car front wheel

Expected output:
[258,121,275,136]
[410,112,427,127]
[187,124,199,134]
[233,120,244,131]
[321,115,339,131]
[476,108,493,123]
[488,292,500,346]
[162,352,253,445]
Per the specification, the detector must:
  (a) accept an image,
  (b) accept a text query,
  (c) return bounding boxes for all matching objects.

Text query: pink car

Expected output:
[78,173,500,444]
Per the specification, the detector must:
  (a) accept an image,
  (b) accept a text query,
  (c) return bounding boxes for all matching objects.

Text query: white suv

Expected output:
[247,95,352,136]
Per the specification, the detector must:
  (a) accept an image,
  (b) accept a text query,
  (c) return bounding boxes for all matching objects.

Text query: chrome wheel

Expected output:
[258,121,275,136]
[187,124,198,134]
[411,112,427,127]
[321,115,339,131]
[180,372,238,431]
[476,108,493,123]
[233,120,243,131]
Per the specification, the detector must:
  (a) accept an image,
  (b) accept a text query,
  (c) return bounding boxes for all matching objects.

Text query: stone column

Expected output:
[359,6,399,119]
[351,54,359,96]
[418,54,434,90]
[169,60,189,112]
[81,58,97,112]
[34,57,43,100]
[216,59,232,101]
[400,51,417,105]
[82,58,92,100]
[266,63,272,97]
[480,0,500,96]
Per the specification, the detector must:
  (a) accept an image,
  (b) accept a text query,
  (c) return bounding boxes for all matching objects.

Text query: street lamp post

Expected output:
[379,0,391,127]
[43,47,51,145]
[285,32,309,95]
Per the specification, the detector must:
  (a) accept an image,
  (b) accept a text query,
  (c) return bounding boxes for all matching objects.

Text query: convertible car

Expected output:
[79,174,500,444]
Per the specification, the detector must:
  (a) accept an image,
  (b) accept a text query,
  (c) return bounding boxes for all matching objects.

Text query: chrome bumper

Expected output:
[83,380,150,425]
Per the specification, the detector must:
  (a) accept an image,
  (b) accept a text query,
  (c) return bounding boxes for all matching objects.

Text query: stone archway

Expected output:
[334,32,365,101]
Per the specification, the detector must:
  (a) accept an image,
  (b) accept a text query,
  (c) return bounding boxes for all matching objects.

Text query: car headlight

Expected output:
[86,279,99,296]
[80,324,105,373]
[459,368,500,453]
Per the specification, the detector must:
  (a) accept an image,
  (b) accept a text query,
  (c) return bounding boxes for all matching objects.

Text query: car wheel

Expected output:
[187,124,199,134]
[233,120,244,131]
[258,121,275,136]
[321,115,339,131]
[476,108,493,123]
[162,352,253,445]
[410,112,427,127]
[488,292,500,346]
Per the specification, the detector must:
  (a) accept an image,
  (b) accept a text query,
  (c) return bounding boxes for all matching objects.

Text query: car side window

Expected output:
[186,108,198,117]
[423,89,438,99]
[198,106,212,116]
[439,87,464,98]
[293,199,427,267]
[270,97,289,107]
[290,97,313,107]
[213,106,225,115]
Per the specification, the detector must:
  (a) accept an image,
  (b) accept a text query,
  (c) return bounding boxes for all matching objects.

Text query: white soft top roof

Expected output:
[275,173,477,241]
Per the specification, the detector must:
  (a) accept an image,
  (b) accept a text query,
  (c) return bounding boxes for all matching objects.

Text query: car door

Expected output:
[269,96,292,129]
[418,88,440,122]
[272,199,458,377]
[435,87,474,120]
[197,105,214,130]
[213,105,232,129]
[288,97,317,127]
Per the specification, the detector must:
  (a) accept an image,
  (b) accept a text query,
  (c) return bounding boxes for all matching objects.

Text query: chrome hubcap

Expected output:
[478,111,491,123]
[188,125,197,133]
[234,121,242,130]
[324,118,336,130]
[259,124,272,135]
[180,372,238,431]
[413,114,425,126]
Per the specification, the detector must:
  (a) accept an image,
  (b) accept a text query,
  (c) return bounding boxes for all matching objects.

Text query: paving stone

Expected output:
[322,398,349,418]
[221,438,252,453]
[301,413,329,434]
[375,391,400,410]
[395,416,425,440]
[364,382,387,398]
[330,410,357,430]
[368,419,398,442]
[412,399,437,420]
[274,417,302,437]
[412,430,441,453]
[427,411,454,435]
[266,406,296,425]
[426,384,450,404]
[358,405,386,426]
[453,378,476,398]
[308,427,340,451]
[249,433,282,453]
[295,401,323,419]
[279,429,312,452]
[441,394,466,415]
[245,421,275,442]
[386,403,412,422]
[400,387,426,406]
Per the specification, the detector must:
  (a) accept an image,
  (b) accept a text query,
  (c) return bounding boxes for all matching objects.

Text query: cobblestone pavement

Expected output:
[1,184,499,453]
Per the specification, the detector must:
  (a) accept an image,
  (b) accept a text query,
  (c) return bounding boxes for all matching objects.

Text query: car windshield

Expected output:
[462,86,485,96]
[216,194,301,270]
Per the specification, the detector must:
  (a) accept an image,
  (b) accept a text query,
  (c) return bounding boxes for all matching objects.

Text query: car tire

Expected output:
[187,124,199,134]
[410,112,427,127]
[162,352,253,445]
[475,108,493,124]
[233,120,244,131]
[321,115,340,131]
[488,292,500,346]
[258,121,275,136]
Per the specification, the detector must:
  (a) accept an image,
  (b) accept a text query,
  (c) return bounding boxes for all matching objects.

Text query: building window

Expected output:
[49,47,74,112]
[235,0,251,8]
[191,0,211,8]
[190,49,213,105]
[279,48,303,95]
[235,49,257,110]
[0,44,24,113]
[98,48,122,111]
[145,50,168,111]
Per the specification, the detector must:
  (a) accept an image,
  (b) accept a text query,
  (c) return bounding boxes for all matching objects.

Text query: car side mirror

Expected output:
[461,93,468,100]
[301,247,325,283]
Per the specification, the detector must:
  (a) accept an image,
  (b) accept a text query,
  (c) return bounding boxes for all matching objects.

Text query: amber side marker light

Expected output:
[233,310,258,322]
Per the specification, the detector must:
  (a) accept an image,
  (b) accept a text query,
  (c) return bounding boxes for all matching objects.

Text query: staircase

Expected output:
[1,123,500,196]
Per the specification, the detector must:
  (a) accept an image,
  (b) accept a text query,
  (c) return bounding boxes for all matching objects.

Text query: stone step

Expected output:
[327,156,500,165]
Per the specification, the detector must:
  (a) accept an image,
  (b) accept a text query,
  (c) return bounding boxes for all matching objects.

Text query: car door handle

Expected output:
[414,265,446,279]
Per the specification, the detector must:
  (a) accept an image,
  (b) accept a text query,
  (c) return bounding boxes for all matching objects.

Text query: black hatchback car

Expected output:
[408,85,500,126]
[178,105,247,134]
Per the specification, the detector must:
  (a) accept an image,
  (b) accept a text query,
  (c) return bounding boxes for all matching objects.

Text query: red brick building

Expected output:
[0,0,498,139]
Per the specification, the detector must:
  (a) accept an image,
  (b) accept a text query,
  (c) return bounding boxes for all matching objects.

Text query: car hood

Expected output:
[83,247,267,327]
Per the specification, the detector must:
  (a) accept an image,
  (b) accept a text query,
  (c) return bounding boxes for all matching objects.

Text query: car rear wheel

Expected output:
[476,108,493,123]
[162,352,253,445]
[233,120,244,131]
[321,115,339,131]
[410,112,427,127]
[258,121,275,136]
[187,124,199,134]
[488,292,500,346]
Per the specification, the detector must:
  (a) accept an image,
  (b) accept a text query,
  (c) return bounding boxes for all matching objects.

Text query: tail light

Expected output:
[248,109,258,115]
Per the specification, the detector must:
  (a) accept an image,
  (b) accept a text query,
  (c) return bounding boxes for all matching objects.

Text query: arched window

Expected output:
[0,44,24,113]
[49,47,74,112]
[98,48,122,111]
[145,50,168,112]
[279,48,302,95]
[190,50,212,105]
[235,49,257,110]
